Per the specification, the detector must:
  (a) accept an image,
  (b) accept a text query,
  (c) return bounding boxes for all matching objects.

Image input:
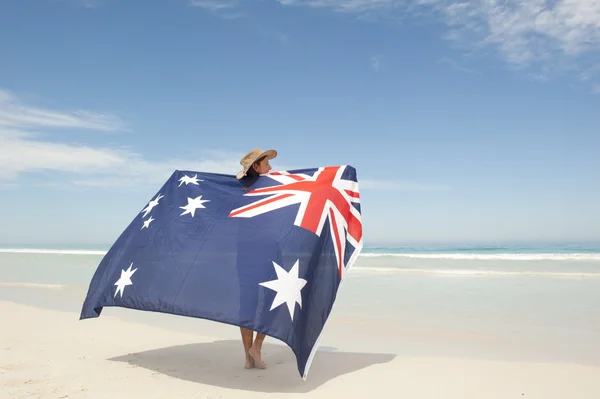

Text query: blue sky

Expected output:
[0,0,599,246]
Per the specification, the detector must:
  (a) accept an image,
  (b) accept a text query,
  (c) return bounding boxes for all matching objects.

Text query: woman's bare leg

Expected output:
[249,332,266,369]
[240,327,254,369]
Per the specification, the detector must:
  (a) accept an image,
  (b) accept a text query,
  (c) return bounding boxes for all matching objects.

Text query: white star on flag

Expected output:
[141,216,154,229]
[180,195,210,217]
[178,174,202,187]
[259,260,307,321]
[141,194,164,218]
[114,263,137,298]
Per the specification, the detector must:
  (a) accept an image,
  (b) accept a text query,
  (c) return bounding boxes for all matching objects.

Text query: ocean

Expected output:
[1,243,599,367]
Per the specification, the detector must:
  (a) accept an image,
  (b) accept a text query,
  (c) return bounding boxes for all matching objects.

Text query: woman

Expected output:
[236,147,276,189]
[235,147,277,369]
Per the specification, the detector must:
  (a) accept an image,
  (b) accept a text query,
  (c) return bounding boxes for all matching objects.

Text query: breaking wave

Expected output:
[359,253,600,261]
[0,248,106,256]
[351,267,600,278]
[0,282,71,289]
[2,248,600,262]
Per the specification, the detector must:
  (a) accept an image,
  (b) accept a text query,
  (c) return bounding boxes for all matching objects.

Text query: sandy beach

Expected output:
[2,300,600,399]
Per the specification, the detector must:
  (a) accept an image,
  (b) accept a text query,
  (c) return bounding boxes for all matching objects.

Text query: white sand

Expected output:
[2,300,600,399]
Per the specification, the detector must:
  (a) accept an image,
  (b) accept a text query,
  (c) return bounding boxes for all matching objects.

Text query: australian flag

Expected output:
[80,165,363,379]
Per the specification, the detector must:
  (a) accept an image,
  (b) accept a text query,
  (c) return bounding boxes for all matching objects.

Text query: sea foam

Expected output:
[350,267,600,278]
[2,248,600,262]
[0,282,71,289]
[0,248,106,256]
[359,252,600,261]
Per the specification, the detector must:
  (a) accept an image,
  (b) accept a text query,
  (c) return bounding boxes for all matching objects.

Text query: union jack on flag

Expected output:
[229,165,363,279]
[80,164,364,380]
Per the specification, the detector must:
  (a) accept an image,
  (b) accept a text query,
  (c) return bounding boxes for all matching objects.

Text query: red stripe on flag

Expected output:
[286,174,304,181]
[229,193,294,217]
[329,207,343,277]
[344,189,360,198]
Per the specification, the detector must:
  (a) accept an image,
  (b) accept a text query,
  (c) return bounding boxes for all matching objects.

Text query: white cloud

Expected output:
[370,55,381,71]
[189,1,291,42]
[0,88,240,187]
[69,153,242,188]
[0,89,448,191]
[0,130,241,188]
[276,0,600,86]
[0,137,128,179]
[438,0,600,66]
[189,0,245,19]
[0,89,125,131]
[278,0,394,14]
[189,0,237,10]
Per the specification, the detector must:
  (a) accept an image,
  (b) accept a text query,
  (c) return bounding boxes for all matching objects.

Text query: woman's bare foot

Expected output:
[244,356,255,369]
[248,345,266,369]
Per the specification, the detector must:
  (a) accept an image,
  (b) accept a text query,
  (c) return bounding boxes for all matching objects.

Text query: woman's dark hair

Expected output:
[242,155,266,190]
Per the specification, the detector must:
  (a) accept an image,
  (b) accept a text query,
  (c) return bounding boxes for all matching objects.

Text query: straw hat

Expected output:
[236,148,277,180]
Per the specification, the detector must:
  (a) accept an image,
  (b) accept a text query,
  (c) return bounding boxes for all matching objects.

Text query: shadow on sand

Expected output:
[109,339,395,393]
